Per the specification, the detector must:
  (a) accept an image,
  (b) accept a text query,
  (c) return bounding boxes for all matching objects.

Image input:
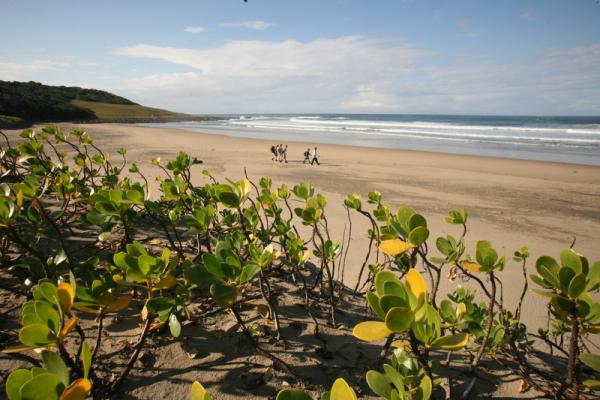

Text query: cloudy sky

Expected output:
[1,0,600,115]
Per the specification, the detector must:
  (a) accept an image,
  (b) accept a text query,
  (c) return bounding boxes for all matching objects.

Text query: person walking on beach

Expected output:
[303,147,311,163]
[277,144,285,163]
[281,144,289,163]
[310,146,320,165]
[270,144,278,161]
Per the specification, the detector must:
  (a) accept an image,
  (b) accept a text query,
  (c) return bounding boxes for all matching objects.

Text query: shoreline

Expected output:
[135,116,600,166]
[131,122,600,182]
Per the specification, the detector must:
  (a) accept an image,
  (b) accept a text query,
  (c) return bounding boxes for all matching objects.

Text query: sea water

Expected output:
[138,114,600,166]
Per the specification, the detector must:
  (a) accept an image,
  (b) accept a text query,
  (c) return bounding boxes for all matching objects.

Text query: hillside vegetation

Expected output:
[71,100,202,123]
[0,80,216,127]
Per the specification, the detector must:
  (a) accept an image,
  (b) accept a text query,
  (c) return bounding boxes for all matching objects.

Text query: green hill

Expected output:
[0,80,217,128]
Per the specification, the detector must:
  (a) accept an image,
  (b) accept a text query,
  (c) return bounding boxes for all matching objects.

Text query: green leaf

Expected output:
[202,253,226,280]
[375,271,402,297]
[586,261,600,291]
[408,213,427,230]
[209,281,238,308]
[408,227,429,246]
[417,375,432,400]
[431,332,469,351]
[380,295,410,314]
[41,351,69,387]
[275,389,313,400]
[559,267,576,293]
[239,264,261,284]
[169,314,181,338]
[475,241,497,268]
[6,369,33,400]
[538,264,560,289]
[385,307,414,333]
[22,301,60,334]
[530,274,552,289]
[145,297,175,315]
[137,255,156,276]
[366,370,391,398]
[382,364,405,396]
[580,353,600,372]
[531,288,558,298]
[81,341,91,380]
[561,249,583,275]
[567,273,587,299]
[19,372,64,400]
[36,282,58,304]
[366,291,386,319]
[19,324,55,347]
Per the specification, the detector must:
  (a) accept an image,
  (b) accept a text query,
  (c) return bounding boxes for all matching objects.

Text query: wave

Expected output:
[284,117,600,136]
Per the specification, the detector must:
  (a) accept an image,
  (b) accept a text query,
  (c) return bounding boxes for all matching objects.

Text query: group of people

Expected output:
[270,144,289,163]
[269,144,320,165]
[303,146,320,165]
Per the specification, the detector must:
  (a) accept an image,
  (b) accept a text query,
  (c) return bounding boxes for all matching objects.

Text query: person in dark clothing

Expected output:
[303,147,311,163]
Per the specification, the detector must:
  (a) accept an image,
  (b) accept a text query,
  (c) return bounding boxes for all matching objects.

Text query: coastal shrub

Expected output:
[0,126,599,399]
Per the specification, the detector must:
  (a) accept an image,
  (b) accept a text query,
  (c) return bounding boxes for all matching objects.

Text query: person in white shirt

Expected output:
[310,146,320,165]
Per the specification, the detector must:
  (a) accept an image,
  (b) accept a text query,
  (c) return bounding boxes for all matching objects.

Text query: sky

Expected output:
[1,0,600,115]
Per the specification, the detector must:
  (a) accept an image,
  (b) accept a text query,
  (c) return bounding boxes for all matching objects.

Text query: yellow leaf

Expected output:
[59,316,78,341]
[462,261,480,272]
[57,283,75,313]
[59,378,92,400]
[190,381,210,400]
[72,304,99,314]
[352,321,392,342]
[1,344,38,353]
[379,239,416,256]
[430,332,469,351]
[104,295,132,313]
[330,378,357,400]
[149,239,162,245]
[390,340,411,349]
[154,275,177,290]
[112,274,124,284]
[406,268,427,299]
[149,322,166,332]
[587,323,600,334]
[16,190,24,208]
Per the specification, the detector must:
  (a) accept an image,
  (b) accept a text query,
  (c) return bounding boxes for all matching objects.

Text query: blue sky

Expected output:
[1,0,599,115]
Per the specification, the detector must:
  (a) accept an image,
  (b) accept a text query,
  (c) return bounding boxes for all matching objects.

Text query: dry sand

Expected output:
[78,123,600,330]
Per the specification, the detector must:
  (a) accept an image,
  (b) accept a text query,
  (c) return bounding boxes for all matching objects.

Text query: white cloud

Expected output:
[0,60,71,81]
[113,37,600,115]
[184,26,206,33]
[519,10,533,21]
[220,20,273,30]
[114,36,430,112]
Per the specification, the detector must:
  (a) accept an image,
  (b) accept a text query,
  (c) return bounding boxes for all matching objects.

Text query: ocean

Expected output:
[138,114,600,166]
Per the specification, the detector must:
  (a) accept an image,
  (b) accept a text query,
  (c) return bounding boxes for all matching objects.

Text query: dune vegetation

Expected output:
[0,126,599,400]
[0,81,218,128]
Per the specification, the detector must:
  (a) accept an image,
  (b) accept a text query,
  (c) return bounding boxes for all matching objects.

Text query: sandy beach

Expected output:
[3,122,600,398]
[53,122,600,330]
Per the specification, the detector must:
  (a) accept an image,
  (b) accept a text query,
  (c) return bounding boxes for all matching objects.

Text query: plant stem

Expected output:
[110,318,151,391]
[92,313,104,359]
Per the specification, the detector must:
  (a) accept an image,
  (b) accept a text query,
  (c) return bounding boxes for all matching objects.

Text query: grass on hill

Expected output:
[71,100,196,122]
